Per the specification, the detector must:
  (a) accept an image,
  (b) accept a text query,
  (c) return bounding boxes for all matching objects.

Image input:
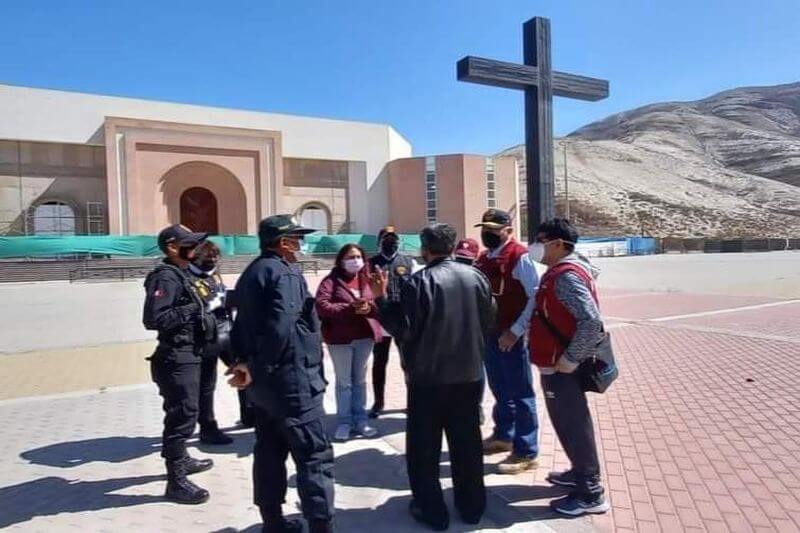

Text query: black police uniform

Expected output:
[186,265,235,442]
[232,245,334,529]
[144,260,207,458]
[368,249,414,414]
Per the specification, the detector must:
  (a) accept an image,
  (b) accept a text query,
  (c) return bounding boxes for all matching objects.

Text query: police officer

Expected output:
[227,215,335,533]
[187,240,234,445]
[143,224,215,505]
[367,225,418,418]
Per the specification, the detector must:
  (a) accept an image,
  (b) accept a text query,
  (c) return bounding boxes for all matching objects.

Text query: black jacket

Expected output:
[231,251,327,425]
[142,260,206,364]
[187,268,234,364]
[369,253,415,303]
[377,257,496,386]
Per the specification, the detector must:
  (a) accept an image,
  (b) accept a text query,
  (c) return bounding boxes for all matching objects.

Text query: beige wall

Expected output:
[435,155,467,238]
[386,154,520,242]
[104,117,281,235]
[0,140,107,235]
[387,158,426,234]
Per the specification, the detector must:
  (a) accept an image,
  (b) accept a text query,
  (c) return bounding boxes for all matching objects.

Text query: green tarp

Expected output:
[0,234,422,258]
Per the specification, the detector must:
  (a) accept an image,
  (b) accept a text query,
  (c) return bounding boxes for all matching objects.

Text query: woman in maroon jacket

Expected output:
[316,243,383,441]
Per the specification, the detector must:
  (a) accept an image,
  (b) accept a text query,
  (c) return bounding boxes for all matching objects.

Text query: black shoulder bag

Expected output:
[535,310,619,394]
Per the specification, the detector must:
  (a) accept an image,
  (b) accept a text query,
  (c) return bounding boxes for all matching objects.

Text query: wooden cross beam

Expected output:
[457,16,609,240]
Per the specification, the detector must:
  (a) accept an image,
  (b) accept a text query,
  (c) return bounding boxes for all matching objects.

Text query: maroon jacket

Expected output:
[475,239,529,333]
[315,269,383,345]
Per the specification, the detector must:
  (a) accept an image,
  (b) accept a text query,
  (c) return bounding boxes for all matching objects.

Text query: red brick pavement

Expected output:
[376,291,800,532]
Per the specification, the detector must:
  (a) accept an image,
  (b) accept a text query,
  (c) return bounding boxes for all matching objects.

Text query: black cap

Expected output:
[258,214,316,243]
[377,225,398,241]
[157,224,208,253]
[474,209,512,229]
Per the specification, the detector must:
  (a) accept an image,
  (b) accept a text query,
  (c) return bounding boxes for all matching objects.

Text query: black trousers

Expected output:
[238,389,256,426]
[253,408,335,521]
[151,359,201,460]
[541,372,604,500]
[198,355,218,427]
[371,336,394,407]
[406,381,486,522]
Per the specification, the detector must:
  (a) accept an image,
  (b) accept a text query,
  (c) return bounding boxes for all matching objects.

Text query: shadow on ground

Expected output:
[215,486,563,533]
[20,436,162,467]
[0,475,164,528]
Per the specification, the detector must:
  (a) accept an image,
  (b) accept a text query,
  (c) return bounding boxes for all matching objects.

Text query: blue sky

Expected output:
[1,1,798,155]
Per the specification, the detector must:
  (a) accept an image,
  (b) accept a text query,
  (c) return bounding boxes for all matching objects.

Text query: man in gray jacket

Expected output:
[369,223,495,531]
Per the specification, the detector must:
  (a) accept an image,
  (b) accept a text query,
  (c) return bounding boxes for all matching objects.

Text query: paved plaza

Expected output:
[1,252,799,532]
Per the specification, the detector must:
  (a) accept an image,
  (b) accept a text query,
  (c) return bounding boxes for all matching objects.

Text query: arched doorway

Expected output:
[161,161,248,235]
[180,187,219,234]
[299,203,330,233]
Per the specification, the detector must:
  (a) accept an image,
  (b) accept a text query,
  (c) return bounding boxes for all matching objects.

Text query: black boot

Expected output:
[309,519,334,533]
[165,458,210,505]
[260,505,304,533]
[184,455,214,475]
[200,421,234,445]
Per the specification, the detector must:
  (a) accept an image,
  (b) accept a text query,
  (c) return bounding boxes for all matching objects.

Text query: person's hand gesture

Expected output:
[498,329,520,352]
[368,267,389,298]
[353,299,371,315]
[225,363,252,389]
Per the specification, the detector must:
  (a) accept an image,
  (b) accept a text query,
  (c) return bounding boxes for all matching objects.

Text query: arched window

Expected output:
[299,204,330,233]
[33,201,76,236]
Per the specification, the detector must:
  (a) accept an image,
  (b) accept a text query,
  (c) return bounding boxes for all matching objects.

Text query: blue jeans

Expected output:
[484,333,539,458]
[328,338,374,428]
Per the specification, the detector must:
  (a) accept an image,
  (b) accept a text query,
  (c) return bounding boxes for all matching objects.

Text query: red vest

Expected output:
[530,261,598,368]
[475,239,529,333]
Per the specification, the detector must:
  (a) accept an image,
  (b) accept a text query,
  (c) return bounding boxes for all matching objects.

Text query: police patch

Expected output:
[395,266,407,275]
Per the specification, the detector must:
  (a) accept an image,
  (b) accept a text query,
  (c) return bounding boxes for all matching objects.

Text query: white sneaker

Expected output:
[334,424,351,441]
[356,424,378,438]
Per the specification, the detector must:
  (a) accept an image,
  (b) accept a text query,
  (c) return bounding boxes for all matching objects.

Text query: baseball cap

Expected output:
[474,209,512,230]
[157,224,208,253]
[454,238,479,260]
[258,214,316,243]
[377,225,398,241]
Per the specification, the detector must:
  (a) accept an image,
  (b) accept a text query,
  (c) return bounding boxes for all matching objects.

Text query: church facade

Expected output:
[0,84,519,243]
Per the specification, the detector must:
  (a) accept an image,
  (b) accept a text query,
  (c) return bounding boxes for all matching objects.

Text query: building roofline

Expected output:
[0,81,406,133]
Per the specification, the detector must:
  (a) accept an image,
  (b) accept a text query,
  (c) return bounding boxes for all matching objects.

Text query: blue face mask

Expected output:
[300,242,310,255]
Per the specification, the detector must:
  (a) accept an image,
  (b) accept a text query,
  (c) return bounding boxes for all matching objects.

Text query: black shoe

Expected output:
[368,404,384,419]
[165,459,210,505]
[551,493,610,516]
[200,422,234,445]
[409,500,448,531]
[184,456,214,475]
[546,469,578,488]
[262,517,304,533]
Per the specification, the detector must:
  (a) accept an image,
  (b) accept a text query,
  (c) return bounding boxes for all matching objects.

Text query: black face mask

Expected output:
[381,240,399,257]
[196,260,216,272]
[481,231,502,250]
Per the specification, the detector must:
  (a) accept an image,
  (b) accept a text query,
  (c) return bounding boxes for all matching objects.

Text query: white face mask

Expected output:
[529,239,576,263]
[342,258,364,274]
[529,242,546,263]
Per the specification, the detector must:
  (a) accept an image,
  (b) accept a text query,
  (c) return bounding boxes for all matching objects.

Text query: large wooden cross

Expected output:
[457,16,609,240]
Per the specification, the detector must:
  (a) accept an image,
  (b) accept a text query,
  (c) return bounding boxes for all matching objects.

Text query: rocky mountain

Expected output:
[496,82,800,237]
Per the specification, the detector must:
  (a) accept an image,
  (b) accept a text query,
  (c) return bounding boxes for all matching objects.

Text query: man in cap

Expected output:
[474,209,540,474]
[143,224,215,504]
[367,225,419,418]
[227,215,335,533]
[454,238,480,266]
